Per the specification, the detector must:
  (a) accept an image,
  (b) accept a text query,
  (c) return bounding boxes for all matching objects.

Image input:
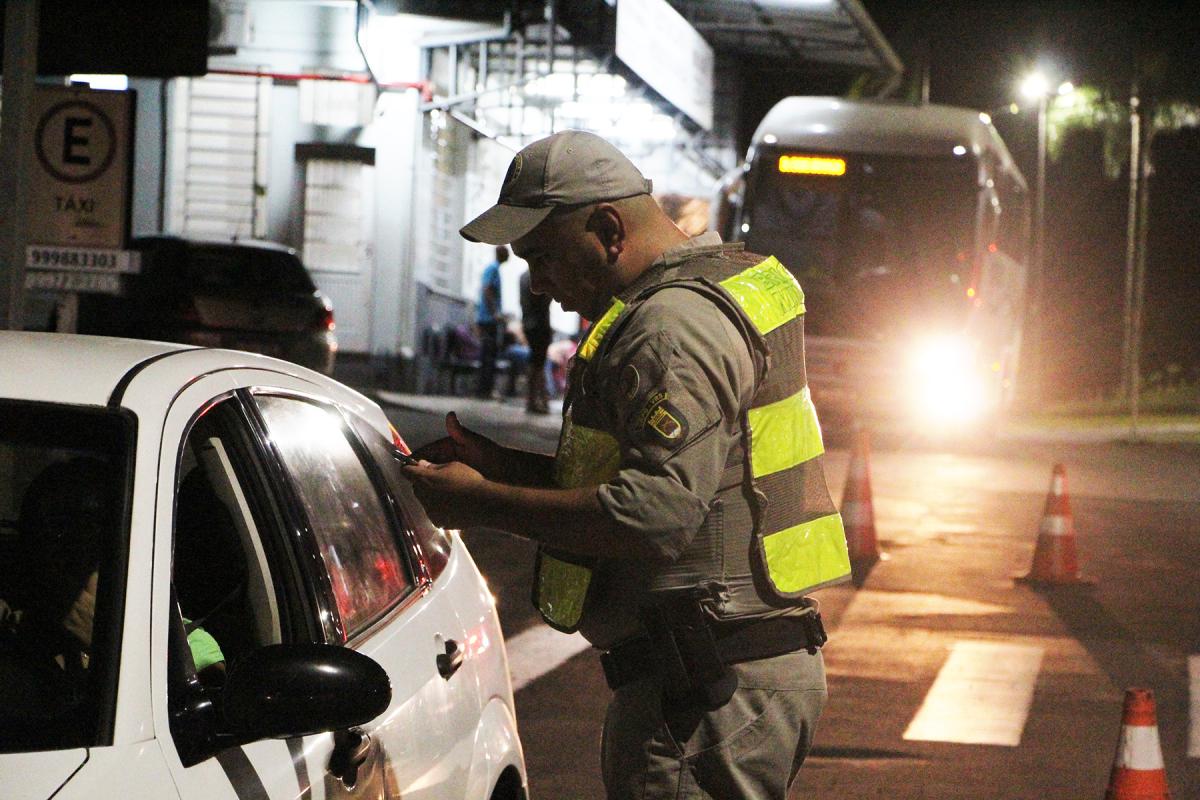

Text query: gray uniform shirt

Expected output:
[578,233,759,649]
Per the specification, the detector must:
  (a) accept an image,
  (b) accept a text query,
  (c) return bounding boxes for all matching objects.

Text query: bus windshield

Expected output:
[746,151,979,340]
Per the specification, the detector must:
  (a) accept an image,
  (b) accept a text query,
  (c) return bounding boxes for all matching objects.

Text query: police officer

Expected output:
[405,130,851,800]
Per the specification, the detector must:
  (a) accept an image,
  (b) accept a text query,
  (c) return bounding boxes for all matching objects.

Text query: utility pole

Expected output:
[1130,126,1153,440]
[0,0,39,331]
[1027,90,1049,407]
[1121,86,1141,435]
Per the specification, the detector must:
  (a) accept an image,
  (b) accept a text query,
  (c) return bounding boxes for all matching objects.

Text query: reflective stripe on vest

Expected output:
[719,256,804,335]
[534,553,593,633]
[553,416,622,489]
[538,417,622,631]
[748,386,824,478]
[577,299,626,362]
[760,512,849,594]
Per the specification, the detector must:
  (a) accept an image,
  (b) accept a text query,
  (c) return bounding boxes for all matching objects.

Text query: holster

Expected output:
[635,587,739,710]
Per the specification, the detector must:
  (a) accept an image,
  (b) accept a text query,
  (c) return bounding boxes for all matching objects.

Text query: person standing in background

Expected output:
[475,245,508,399]
[520,267,552,414]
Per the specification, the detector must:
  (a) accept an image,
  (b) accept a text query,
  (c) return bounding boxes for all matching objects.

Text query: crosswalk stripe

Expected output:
[903,640,1044,747]
[506,625,593,692]
[1189,655,1200,758]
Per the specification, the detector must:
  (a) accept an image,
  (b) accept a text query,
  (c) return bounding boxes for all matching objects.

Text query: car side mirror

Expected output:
[222,644,391,741]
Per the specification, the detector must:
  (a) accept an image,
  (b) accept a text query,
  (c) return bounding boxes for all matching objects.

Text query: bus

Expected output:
[714,97,1030,429]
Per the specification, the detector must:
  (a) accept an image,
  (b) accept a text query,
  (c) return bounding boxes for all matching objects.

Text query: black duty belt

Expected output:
[600,611,827,692]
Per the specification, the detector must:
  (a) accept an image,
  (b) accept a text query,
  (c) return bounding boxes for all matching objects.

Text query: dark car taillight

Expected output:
[311,304,335,332]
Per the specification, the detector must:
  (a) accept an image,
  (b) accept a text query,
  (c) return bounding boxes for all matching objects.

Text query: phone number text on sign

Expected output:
[25,270,123,295]
[26,246,141,274]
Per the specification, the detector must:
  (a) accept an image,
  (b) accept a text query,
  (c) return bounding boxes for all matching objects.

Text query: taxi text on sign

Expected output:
[28,85,134,249]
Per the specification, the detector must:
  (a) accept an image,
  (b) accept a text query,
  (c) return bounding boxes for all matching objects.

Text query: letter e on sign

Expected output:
[36,101,117,183]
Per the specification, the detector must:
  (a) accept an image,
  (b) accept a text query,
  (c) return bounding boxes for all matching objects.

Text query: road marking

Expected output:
[1190,655,1200,758]
[506,625,592,692]
[903,640,1044,747]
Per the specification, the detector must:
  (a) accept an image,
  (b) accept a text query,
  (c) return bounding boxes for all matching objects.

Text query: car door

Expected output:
[247,391,479,799]
[152,370,381,800]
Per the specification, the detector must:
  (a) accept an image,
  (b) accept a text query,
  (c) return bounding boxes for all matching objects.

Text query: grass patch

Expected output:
[1042,382,1200,416]
[1007,411,1200,444]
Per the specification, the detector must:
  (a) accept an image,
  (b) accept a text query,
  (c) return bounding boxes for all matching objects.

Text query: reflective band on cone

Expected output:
[841,427,882,584]
[1105,688,1171,799]
[1017,463,1093,587]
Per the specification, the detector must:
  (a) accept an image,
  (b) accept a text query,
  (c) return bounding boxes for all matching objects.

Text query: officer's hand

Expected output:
[413,412,504,476]
[402,460,489,529]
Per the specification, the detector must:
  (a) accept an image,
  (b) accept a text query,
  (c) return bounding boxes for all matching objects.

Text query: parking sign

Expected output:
[28,85,134,250]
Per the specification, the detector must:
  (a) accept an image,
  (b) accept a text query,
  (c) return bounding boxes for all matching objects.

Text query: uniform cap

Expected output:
[460,130,653,244]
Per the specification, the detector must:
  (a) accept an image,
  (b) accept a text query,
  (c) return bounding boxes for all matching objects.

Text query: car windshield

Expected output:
[0,402,132,752]
[187,245,316,298]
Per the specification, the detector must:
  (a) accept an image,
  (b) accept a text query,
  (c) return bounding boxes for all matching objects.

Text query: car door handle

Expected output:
[437,638,464,680]
[329,728,372,788]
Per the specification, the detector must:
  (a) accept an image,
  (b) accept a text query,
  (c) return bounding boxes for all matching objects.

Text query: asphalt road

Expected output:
[381,395,1200,799]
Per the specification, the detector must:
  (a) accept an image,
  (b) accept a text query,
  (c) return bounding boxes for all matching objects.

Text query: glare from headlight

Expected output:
[908,336,990,426]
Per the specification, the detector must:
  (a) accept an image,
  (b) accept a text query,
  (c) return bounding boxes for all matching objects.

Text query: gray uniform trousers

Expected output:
[601,648,827,799]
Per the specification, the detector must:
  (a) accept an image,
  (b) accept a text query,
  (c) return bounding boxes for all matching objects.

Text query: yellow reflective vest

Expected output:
[534,249,851,633]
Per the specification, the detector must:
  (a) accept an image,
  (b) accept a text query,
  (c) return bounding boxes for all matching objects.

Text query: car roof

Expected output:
[0,332,192,406]
[133,235,299,256]
[0,332,371,417]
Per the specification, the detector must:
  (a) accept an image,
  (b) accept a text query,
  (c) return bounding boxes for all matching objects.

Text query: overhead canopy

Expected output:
[667,0,902,88]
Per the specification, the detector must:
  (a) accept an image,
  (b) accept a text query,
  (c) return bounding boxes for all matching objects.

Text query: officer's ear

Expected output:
[586,203,625,263]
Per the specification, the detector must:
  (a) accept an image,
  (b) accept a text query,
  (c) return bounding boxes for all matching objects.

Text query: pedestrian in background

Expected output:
[474,245,507,399]
[404,130,850,799]
[520,268,552,414]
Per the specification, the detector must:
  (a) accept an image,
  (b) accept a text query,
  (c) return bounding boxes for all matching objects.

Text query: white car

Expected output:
[0,332,526,800]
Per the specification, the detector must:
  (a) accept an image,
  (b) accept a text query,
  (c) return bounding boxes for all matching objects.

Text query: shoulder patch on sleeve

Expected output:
[636,390,689,447]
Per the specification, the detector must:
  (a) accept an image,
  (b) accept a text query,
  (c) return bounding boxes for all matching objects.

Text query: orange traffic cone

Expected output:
[841,427,883,584]
[1105,688,1171,799]
[1017,463,1093,586]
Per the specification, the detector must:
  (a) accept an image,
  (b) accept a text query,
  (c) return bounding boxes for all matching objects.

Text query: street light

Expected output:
[1017,70,1073,407]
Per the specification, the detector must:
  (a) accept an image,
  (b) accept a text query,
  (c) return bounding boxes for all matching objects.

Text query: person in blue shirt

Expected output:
[475,245,508,399]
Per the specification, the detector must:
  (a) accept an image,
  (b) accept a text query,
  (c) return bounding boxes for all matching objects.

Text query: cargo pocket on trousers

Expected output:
[662,686,775,762]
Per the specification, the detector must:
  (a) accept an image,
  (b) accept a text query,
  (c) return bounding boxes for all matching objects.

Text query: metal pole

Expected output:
[1028,93,1048,406]
[1130,126,1153,439]
[1121,88,1141,412]
[0,0,39,331]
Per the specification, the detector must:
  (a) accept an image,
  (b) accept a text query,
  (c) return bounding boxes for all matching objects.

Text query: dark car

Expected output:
[76,236,337,374]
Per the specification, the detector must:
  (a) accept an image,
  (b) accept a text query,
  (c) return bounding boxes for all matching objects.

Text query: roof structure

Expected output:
[667,0,902,88]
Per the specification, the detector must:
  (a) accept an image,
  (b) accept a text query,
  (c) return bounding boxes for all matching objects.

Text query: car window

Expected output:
[254,395,414,641]
[188,246,316,297]
[171,400,291,677]
[0,401,131,753]
[351,417,454,582]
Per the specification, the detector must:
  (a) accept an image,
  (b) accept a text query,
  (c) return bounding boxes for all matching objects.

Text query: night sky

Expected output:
[860,0,1200,108]
[857,0,1200,403]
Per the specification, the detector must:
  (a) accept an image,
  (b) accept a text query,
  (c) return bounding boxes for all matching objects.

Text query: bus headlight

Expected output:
[907,335,990,426]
